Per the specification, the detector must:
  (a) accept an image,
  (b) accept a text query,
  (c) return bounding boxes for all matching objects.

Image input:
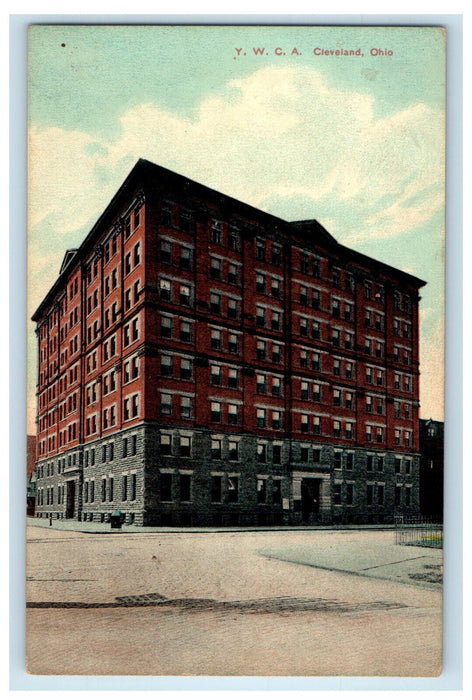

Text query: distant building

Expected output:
[419,419,444,521]
[32,159,425,526]
[27,434,36,515]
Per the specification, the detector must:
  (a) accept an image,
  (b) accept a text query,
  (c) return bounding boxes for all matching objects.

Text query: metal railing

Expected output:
[394,514,443,548]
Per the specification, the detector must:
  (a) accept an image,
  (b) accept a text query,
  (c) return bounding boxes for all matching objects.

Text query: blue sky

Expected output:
[27,25,446,430]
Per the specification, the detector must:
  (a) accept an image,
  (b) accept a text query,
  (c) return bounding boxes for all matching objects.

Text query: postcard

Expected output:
[26,24,445,677]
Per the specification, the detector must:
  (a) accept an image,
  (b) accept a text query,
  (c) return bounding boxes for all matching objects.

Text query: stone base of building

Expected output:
[33,426,421,528]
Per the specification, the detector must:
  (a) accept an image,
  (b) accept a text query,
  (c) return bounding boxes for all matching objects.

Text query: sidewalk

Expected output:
[259,538,443,587]
[27,515,396,535]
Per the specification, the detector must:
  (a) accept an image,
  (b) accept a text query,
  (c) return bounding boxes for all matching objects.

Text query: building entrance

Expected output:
[301,478,321,524]
[66,480,75,519]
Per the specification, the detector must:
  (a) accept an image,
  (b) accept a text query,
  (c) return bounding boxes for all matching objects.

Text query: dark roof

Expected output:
[32,158,427,321]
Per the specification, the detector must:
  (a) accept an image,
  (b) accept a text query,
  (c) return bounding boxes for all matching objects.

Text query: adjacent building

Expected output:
[419,418,444,521]
[27,434,36,516]
[32,159,425,526]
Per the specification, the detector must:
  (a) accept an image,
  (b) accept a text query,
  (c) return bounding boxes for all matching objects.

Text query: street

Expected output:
[26,525,442,676]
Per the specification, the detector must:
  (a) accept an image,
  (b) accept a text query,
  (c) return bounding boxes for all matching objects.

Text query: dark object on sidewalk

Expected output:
[110,511,123,529]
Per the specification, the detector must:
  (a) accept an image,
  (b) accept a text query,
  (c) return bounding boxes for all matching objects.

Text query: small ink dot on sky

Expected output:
[61,43,66,47]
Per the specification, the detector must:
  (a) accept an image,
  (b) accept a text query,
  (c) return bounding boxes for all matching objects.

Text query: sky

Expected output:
[27,25,446,433]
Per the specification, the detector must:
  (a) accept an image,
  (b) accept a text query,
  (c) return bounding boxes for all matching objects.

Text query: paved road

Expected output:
[26,526,442,677]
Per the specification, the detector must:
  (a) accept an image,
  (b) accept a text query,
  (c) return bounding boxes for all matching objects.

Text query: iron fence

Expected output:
[394,514,443,548]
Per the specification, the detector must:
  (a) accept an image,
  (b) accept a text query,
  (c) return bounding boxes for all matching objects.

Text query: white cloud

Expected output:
[28,65,445,243]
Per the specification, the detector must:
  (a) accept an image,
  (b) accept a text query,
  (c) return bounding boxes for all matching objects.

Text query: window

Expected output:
[161,393,172,415]
[257,374,267,394]
[333,420,341,438]
[228,368,239,389]
[345,453,354,470]
[160,473,172,501]
[271,278,281,298]
[180,247,192,270]
[228,264,238,284]
[273,445,282,464]
[334,452,342,469]
[161,316,172,338]
[256,239,266,261]
[256,306,266,327]
[211,402,222,423]
[180,436,191,457]
[300,317,308,337]
[210,293,221,314]
[180,474,191,502]
[227,476,239,502]
[122,475,128,501]
[272,410,282,430]
[256,340,266,360]
[160,240,172,264]
[210,257,222,279]
[211,439,222,459]
[228,403,239,425]
[180,284,191,306]
[210,219,222,243]
[211,365,222,386]
[211,475,222,502]
[272,245,281,266]
[300,414,309,433]
[161,354,173,376]
[228,334,239,354]
[181,396,192,419]
[228,227,240,251]
[272,376,282,396]
[257,443,267,463]
[228,298,239,319]
[256,274,266,293]
[228,440,239,461]
[180,321,192,343]
[345,484,354,505]
[367,484,373,505]
[180,358,192,380]
[377,484,384,505]
[211,329,222,350]
[256,408,267,428]
[271,311,281,331]
[332,298,341,318]
[257,478,267,503]
[334,483,342,505]
[160,434,172,455]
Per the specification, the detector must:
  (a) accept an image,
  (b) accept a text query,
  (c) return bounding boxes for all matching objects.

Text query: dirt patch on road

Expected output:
[27,593,409,616]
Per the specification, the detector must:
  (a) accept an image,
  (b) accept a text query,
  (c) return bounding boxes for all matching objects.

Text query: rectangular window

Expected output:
[122,475,128,501]
[160,434,172,455]
[211,475,222,502]
[180,474,191,502]
[160,473,172,501]
[257,478,267,504]
[227,476,239,502]
[211,439,222,460]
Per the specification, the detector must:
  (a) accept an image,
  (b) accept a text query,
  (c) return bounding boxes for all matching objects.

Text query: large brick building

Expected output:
[32,159,425,526]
